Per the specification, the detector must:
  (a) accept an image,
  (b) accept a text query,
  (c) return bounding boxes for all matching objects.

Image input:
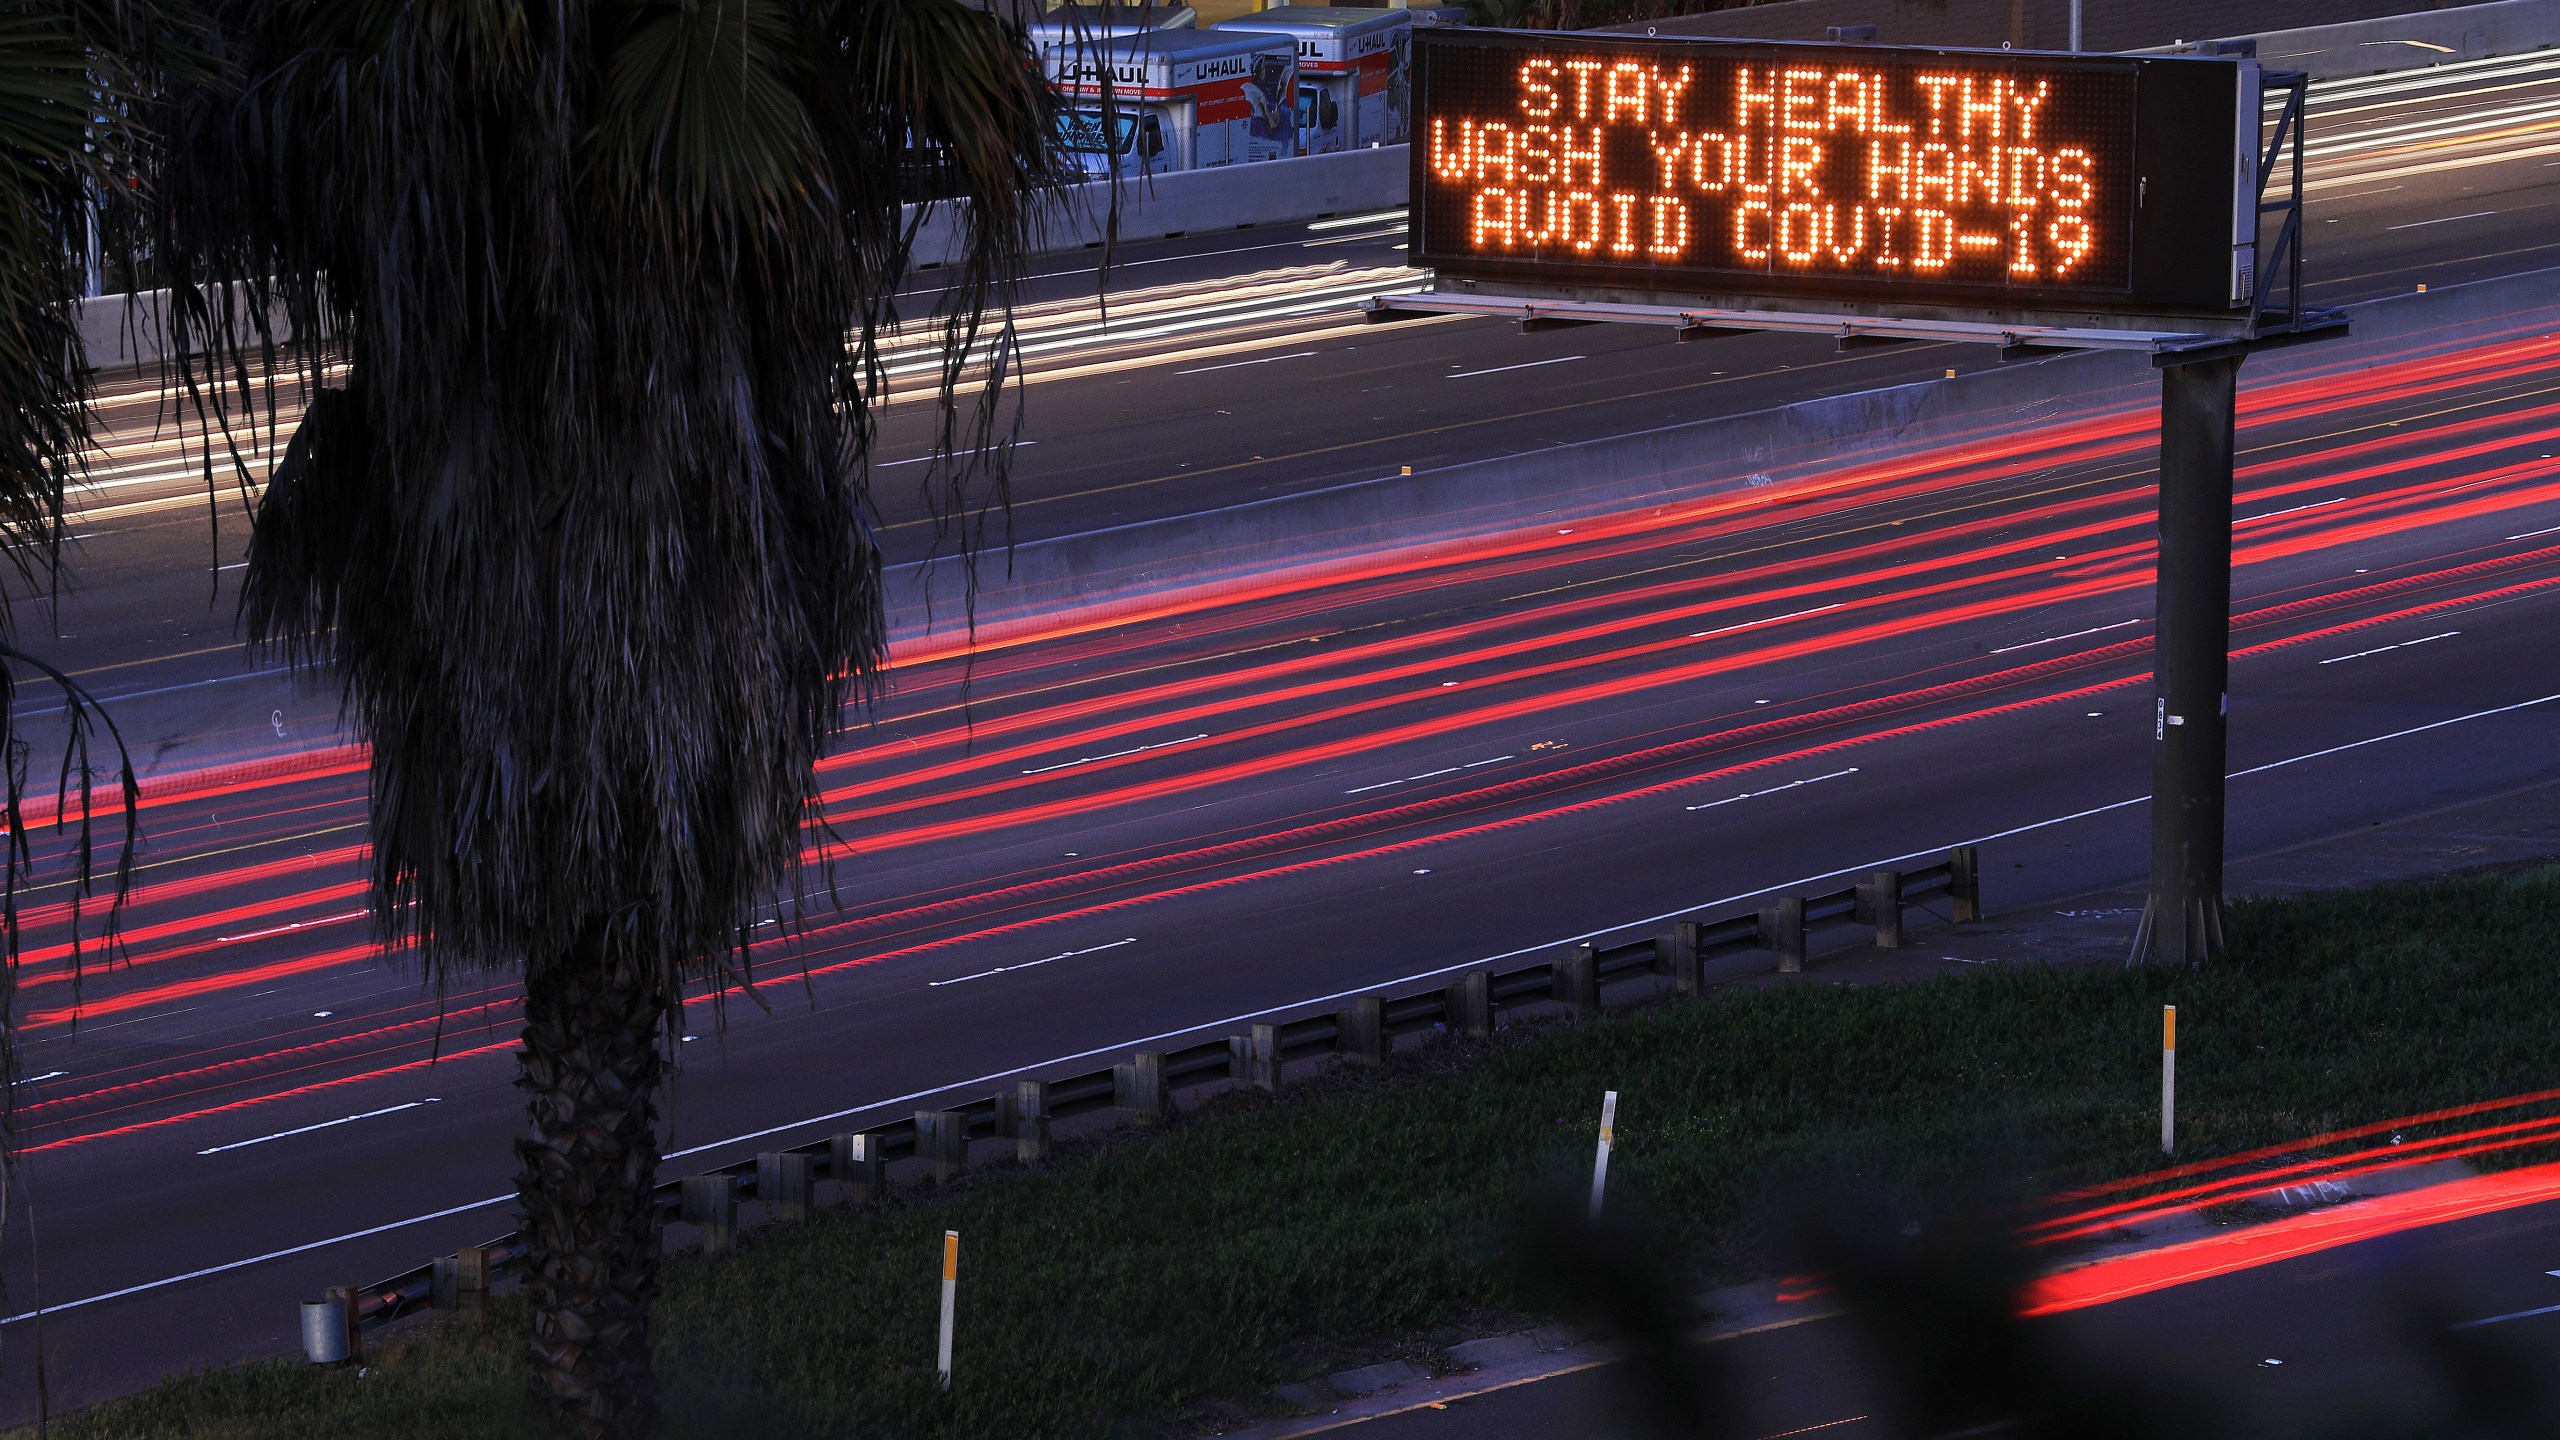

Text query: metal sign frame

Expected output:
[1367,46,2346,967]
[1393,28,2282,336]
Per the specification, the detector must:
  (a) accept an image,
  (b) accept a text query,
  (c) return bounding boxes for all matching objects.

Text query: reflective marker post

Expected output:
[2161,1006,2179,1154]
[1590,1090,1618,1220]
[937,1230,959,1391]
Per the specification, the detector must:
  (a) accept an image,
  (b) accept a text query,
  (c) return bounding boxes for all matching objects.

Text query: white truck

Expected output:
[1213,6,1414,156]
[1037,27,1299,176]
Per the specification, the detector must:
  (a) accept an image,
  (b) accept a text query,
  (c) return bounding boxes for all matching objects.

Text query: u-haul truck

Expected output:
[1213,6,1413,156]
[1038,28,1297,177]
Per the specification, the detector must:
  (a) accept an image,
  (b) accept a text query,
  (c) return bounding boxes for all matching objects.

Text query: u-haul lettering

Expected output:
[1183,54,1254,85]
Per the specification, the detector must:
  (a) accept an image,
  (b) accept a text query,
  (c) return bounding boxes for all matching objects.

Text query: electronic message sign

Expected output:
[1412,31,2261,329]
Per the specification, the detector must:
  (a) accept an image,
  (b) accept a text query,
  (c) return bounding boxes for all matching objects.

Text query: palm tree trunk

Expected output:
[516,938,668,1440]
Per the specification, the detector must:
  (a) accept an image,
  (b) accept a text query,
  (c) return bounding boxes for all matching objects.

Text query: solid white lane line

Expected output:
[22,695,2559,1330]
[1690,603,1843,640]
[2453,1301,2560,1330]
[2508,523,2560,541]
[0,1191,517,1326]
[2242,496,2348,523]
[1307,207,1408,231]
[197,1099,440,1157]
[216,909,367,945]
[1301,229,1405,250]
[1685,768,1860,812]
[12,1071,67,1086]
[2387,210,2501,231]
[1021,733,1209,776]
[928,937,1138,989]
[1988,618,2143,655]
[1176,350,1319,376]
[12,665,296,721]
[876,440,1038,470]
[2319,630,2460,665]
[1447,356,1584,380]
[2319,185,2406,203]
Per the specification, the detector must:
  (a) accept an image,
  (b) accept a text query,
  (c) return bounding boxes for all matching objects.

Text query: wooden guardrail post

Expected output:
[757,1151,815,1223]
[1659,921,1704,995]
[916,1109,970,1184]
[831,1132,885,1202]
[1335,995,1386,1065]
[1553,943,1600,1017]
[1951,844,1983,922]
[1443,969,1493,1038]
[680,1175,736,1254]
[1760,896,1807,974]
[1858,869,1904,949]
[1114,1052,1167,1121]
[1230,1023,1281,1092]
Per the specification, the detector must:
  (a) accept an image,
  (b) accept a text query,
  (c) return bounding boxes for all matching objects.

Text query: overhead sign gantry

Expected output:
[1369,28,2344,966]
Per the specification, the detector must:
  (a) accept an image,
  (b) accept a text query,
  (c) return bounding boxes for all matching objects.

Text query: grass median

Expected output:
[41,863,2560,1439]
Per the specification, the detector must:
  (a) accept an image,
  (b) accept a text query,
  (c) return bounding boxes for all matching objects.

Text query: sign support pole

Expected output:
[2131,354,2242,967]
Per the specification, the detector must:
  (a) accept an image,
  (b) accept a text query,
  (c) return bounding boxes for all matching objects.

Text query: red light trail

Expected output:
[7,320,2556,1167]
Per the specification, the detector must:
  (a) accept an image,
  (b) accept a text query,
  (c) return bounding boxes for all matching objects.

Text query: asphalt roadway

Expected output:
[3,47,2559,1427]
[28,48,2560,769]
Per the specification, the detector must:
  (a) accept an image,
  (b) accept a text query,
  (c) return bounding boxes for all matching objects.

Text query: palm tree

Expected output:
[0,0,190,1166]
[146,2,1065,1433]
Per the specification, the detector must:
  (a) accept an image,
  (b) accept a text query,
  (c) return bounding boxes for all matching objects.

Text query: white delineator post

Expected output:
[1590,1091,1619,1220]
[937,1230,960,1391]
[2161,1006,2178,1154]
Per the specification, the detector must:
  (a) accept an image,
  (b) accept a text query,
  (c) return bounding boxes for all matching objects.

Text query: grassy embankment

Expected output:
[41,866,2560,1439]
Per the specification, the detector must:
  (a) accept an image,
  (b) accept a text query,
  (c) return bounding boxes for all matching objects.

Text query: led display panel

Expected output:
[1412,31,2257,322]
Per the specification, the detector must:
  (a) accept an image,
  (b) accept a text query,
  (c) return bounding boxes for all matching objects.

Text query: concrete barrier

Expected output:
[2185,0,2560,78]
[881,264,2560,655]
[904,143,1406,270]
[75,281,297,371]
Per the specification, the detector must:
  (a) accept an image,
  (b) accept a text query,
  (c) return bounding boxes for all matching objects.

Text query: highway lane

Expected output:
[17,47,2560,772]
[2,299,2556,1414]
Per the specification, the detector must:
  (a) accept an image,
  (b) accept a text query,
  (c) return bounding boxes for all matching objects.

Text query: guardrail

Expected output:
[302,845,1982,1356]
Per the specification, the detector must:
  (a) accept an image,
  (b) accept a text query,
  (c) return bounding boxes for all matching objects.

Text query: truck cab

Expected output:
[1212,5,1414,156]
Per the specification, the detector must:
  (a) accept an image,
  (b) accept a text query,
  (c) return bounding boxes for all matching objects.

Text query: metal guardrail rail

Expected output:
[308,846,1983,1351]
